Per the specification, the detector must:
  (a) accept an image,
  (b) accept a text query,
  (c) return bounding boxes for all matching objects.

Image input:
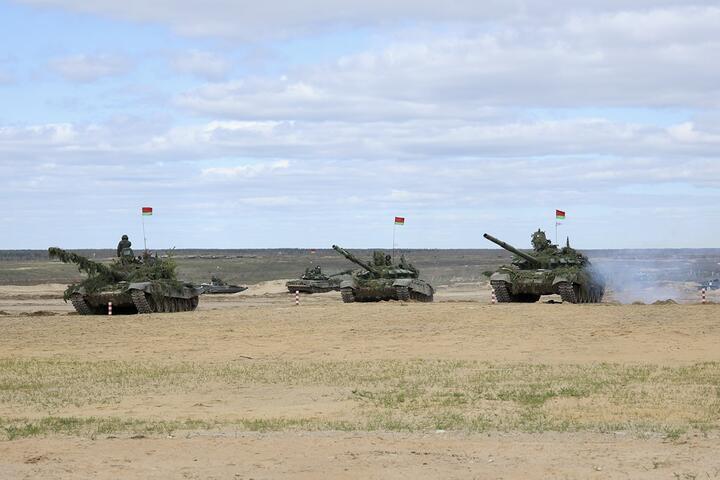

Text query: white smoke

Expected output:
[589,250,720,304]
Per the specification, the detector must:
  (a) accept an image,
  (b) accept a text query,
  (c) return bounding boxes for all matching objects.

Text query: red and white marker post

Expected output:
[702,288,707,304]
[491,288,497,304]
[295,290,300,306]
[108,301,113,316]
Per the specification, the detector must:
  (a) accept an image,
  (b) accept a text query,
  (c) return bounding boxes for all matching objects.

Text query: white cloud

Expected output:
[6,1,720,247]
[169,7,720,124]
[201,160,290,178]
[17,0,720,39]
[0,70,14,84]
[49,54,132,82]
[171,49,231,80]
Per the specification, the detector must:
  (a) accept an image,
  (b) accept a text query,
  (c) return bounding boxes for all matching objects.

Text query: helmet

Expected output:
[122,235,129,240]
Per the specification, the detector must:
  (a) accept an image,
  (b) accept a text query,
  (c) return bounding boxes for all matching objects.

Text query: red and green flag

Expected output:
[142,207,153,216]
[394,216,405,226]
[555,209,565,220]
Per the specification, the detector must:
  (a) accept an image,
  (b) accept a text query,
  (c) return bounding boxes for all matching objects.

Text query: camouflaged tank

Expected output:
[483,230,604,303]
[331,245,434,302]
[285,266,351,294]
[200,275,248,294]
[49,247,202,314]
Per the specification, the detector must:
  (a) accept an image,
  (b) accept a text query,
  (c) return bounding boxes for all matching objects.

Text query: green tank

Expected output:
[483,230,604,303]
[49,247,202,314]
[285,266,352,294]
[331,245,434,303]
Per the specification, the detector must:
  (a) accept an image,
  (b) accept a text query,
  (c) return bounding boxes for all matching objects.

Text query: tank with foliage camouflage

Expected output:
[331,245,434,302]
[49,247,202,314]
[285,266,352,294]
[483,230,604,303]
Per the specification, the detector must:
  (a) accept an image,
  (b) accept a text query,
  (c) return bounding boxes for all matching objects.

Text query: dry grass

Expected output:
[2,358,718,440]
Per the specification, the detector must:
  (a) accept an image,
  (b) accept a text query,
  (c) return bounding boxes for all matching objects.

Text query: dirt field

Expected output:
[1,284,720,478]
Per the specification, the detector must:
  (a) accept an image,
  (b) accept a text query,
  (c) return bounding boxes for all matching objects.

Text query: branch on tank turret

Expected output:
[48,247,114,277]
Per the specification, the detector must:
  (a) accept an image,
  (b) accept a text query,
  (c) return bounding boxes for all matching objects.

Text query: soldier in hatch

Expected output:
[531,229,556,252]
[116,235,132,257]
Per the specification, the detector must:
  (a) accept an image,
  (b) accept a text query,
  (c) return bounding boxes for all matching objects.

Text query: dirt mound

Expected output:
[19,310,58,316]
[652,299,678,305]
[243,279,292,296]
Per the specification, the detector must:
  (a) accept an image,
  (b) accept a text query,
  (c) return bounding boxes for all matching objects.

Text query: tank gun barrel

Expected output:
[482,234,541,267]
[328,269,354,278]
[331,245,378,275]
[48,247,117,277]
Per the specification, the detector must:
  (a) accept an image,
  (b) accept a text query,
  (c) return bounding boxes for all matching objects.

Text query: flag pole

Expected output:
[142,214,148,252]
[392,222,396,260]
[555,220,558,245]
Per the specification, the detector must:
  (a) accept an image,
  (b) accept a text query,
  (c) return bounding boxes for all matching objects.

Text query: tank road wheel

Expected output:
[396,286,410,301]
[190,297,199,310]
[490,281,513,303]
[70,293,93,315]
[340,288,356,303]
[558,282,579,304]
[130,289,155,314]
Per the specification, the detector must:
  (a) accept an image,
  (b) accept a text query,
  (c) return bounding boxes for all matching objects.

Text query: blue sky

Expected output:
[1,0,719,249]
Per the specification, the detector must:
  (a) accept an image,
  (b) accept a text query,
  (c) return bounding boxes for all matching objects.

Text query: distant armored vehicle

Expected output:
[331,245,434,302]
[200,275,247,294]
[285,266,351,294]
[483,230,604,304]
[698,279,719,291]
[49,247,202,314]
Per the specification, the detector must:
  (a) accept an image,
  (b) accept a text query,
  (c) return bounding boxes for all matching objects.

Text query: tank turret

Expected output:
[482,234,542,267]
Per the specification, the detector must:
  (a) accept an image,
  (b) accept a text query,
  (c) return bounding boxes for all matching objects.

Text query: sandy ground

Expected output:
[1,284,720,478]
[2,432,720,480]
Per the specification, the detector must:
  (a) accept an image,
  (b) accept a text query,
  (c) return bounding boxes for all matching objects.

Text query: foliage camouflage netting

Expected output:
[48,247,181,301]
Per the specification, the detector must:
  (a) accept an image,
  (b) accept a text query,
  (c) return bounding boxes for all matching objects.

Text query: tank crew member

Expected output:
[117,234,132,257]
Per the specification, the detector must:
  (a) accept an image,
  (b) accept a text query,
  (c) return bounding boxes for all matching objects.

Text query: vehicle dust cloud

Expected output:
[589,250,719,304]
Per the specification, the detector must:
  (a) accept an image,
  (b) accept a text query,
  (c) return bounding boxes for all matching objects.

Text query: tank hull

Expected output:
[490,267,604,304]
[339,278,434,303]
[200,284,247,294]
[285,278,342,294]
[69,282,202,315]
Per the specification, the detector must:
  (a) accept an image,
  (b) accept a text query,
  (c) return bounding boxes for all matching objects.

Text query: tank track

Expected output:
[490,281,512,303]
[131,289,154,313]
[396,286,433,302]
[340,288,356,303]
[558,282,578,303]
[396,286,410,301]
[70,293,93,315]
[558,282,603,304]
[130,290,199,313]
[410,290,433,302]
